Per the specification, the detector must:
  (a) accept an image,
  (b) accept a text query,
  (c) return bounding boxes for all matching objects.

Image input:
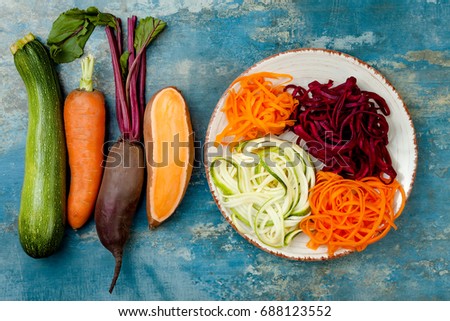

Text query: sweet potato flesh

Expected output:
[145,87,193,226]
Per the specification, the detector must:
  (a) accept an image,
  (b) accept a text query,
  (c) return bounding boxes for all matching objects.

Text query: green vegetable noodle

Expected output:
[210,137,316,248]
[11,33,66,258]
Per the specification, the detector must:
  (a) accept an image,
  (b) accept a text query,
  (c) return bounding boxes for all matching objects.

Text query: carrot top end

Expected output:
[79,54,95,92]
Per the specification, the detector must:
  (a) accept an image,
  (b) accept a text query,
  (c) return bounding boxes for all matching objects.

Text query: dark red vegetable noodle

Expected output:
[286,76,396,183]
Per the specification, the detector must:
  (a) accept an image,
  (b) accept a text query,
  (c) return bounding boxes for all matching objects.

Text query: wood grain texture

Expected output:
[0,0,449,300]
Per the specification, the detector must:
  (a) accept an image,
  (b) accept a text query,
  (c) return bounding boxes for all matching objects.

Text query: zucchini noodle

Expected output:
[210,137,316,248]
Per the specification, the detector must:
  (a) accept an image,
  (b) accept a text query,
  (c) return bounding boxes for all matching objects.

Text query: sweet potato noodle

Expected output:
[285,76,397,183]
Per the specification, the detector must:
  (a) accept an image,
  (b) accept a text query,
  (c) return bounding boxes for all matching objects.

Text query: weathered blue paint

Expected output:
[0,0,449,300]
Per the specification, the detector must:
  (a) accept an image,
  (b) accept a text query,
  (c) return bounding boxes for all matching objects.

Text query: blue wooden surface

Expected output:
[0,0,449,300]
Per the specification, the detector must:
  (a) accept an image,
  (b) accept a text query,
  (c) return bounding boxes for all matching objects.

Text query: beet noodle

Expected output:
[286,76,397,183]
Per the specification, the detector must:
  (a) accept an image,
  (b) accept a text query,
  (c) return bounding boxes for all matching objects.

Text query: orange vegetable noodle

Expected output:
[300,171,406,256]
[216,72,298,143]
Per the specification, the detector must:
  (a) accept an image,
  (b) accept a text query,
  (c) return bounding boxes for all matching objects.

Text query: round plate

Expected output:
[204,48,418,260]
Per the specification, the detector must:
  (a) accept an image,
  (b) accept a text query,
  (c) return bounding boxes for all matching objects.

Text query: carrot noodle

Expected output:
[216,72,298,143]
[300,171,406,256]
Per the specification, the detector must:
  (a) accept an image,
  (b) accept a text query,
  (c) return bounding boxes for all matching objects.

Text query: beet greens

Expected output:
[106,16,166,141]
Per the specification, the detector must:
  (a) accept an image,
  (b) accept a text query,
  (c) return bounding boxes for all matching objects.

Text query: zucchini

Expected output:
[11,33,66,258]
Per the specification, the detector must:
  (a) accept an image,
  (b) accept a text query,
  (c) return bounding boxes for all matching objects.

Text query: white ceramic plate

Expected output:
[204,48,418,260]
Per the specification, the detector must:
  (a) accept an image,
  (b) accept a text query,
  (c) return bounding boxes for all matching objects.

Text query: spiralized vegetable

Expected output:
[286,77,396,183]
[300,171,406,256]
[216,72,298,143]
[210,137,315,247]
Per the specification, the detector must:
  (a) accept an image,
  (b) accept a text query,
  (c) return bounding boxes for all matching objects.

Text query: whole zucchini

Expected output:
[11,33,66,258]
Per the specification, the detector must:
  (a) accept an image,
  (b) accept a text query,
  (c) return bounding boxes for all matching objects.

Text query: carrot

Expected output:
[65,54,105,229]
[300,171,406,256]
[215,72,297,143]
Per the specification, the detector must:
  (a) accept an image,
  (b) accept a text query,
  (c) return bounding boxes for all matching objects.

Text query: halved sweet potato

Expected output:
[144,87,194,227]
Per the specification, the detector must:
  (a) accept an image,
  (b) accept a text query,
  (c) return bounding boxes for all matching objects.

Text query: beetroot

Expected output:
[94,140,144,293]
[95,16,166,293]
[286,76,396,183]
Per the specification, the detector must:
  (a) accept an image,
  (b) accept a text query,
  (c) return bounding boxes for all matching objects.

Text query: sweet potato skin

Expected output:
[144,87,194,228]
[94,139,144,292]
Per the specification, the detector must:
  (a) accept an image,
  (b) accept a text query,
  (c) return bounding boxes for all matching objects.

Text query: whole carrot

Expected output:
[65,54,106,229]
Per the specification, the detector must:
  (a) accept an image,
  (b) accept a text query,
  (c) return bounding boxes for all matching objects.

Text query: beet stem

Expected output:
[127,16,140,140]
[116,18,123,56]
[125,16,151,141]
[109,250,123,294]
[138,53,146,121]
[106,25,131,139]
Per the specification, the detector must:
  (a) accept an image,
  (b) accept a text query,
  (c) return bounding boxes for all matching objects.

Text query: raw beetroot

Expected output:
[94,140,144,293]
[95,15,166,293]
[286,76,396,183]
